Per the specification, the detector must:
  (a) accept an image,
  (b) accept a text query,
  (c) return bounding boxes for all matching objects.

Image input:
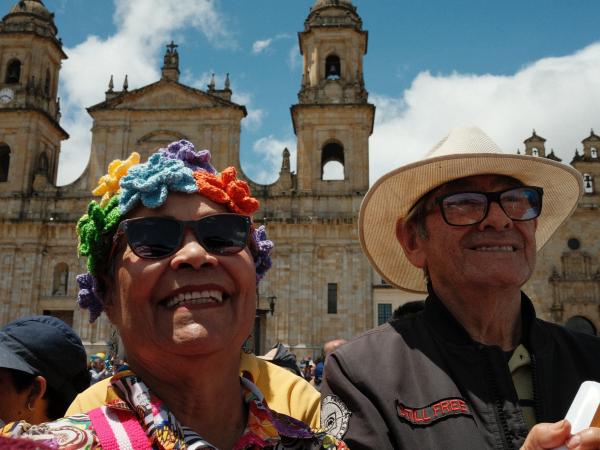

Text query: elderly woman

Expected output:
[2,142,343,449]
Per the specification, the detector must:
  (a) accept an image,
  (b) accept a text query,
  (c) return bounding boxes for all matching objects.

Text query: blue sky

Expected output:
[3,0,600,185]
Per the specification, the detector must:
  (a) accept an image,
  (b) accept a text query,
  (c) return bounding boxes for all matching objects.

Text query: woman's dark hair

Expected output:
[8,368,88,420]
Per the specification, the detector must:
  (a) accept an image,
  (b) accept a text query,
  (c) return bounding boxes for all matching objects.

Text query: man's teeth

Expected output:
[164,290,224,308]
[474,246,515,252]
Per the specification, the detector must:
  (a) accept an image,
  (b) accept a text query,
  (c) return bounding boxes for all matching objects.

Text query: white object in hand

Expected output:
[554,381,600,450]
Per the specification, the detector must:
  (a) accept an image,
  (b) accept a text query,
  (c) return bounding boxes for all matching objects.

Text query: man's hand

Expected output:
[522,420,600,450]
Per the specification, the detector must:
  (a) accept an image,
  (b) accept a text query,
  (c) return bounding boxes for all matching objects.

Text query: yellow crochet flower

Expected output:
[92,152,140,206]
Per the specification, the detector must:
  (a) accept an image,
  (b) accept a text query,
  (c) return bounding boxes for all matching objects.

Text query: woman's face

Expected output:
[105,193,257,363]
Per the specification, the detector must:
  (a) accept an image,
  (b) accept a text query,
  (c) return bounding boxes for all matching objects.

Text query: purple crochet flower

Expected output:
[159,140,217,173]
[253,225,273,282]
[76,272,104,323]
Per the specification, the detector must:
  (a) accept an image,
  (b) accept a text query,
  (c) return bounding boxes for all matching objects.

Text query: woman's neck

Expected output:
[127,351,247,449]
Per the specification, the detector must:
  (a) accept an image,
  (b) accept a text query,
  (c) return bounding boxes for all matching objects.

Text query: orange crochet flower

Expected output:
[193,167,260,216]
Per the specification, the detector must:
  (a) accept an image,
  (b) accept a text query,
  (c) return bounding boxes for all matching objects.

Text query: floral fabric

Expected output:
[1,369,346,450]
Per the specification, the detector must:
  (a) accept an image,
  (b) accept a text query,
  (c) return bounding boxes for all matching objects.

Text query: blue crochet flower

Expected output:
[253,225,274,282]
[119,153,198,215]
[76,272,104,323]
[159,140,217,174]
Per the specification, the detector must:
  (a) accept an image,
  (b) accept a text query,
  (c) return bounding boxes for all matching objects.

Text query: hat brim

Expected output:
[359,153,583,293]
[0,341,37,375]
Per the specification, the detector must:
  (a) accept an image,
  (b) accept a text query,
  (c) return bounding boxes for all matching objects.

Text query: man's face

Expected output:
[92,359,104,370]
[400,175,538,292]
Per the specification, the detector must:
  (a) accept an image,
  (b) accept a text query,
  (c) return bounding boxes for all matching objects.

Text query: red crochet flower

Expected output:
[193,167,260,215]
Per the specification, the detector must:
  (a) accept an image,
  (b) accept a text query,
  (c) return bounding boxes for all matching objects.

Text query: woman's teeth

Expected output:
[164,290,224,308]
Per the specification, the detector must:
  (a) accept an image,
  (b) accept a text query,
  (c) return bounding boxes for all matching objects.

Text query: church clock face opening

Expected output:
[0,88,14,104]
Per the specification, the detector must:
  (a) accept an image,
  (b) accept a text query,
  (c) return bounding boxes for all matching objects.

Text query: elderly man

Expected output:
[320,127,600,449]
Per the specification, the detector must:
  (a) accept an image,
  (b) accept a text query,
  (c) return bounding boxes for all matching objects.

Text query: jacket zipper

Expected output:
[485,350,513,450]
[530,353,542,422]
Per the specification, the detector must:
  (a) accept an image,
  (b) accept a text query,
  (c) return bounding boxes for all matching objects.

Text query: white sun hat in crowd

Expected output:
[359,126,583,293]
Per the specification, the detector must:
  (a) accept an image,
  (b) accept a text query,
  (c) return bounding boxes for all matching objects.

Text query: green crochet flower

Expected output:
[77,195,122,275]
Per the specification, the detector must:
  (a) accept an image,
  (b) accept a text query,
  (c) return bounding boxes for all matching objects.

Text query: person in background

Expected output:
[312,339,346,391]
[4,141,342,448]
[320,127,600,449]
[322,339,347,359]
[88,353,109,385]
[311,357,324,391]
[0,315,89,425]
[258,342,303,376]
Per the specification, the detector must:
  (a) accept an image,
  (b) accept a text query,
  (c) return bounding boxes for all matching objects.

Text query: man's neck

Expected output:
[431,282,523,351]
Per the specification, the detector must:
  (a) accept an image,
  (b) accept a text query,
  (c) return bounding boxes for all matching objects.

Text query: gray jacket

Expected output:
[321,290,600,449]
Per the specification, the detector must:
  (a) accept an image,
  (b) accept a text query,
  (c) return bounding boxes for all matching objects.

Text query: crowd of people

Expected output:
[0,129,600,448]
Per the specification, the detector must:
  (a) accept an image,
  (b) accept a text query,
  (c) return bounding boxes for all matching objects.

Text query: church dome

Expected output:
[313,0,353,6]
[2,0,58,37]
[312,0,355,11]
[7,0,53,21]
[306,0,361,30]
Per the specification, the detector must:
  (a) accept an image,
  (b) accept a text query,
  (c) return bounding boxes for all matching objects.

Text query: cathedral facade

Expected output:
[0,0,599,356]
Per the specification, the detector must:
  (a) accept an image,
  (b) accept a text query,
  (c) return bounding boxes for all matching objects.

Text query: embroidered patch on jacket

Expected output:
[396,397,472,426]
[321,394,351,439]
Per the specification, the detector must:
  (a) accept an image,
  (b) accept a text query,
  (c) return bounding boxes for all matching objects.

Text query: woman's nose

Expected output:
[170,228,218,270]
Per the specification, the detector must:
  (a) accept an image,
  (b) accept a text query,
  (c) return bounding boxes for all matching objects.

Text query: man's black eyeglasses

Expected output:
[114,213,252,259]
[433,186,543,226]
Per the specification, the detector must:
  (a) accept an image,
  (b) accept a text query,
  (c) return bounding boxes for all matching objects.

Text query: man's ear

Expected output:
[396,218,427,269]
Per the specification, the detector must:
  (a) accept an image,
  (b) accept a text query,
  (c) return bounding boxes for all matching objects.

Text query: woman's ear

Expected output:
[25,376,48,422]
[396,218,427,269]
[29,376,47,403]
[98,273,115,314]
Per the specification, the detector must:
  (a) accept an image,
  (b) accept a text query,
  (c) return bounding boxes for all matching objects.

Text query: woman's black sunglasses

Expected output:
[114,213,252,259]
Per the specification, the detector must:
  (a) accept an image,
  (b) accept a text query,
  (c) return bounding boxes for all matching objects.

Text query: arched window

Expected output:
[531,147,539,157]
[565,316,596,336]
[0,145,10,182]
[583,173,594,194]
[37,151,49,175]
[325,54,341,80]
[44,69,51,96]
[591,147,598,159]
[5,59,21,84]
[321,142,345,180]
[52,263,69,296]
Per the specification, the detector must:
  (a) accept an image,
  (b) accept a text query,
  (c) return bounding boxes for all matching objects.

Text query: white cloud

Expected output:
[232,91,265,131]
[252,39,273,55]
[251,33,291,55]
[245,135,296,184]
[56,0,232,185]
[288,45,301,70]
[369,42,600,185]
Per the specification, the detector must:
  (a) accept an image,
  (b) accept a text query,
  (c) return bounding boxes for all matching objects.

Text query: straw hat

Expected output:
[359,126,583,293]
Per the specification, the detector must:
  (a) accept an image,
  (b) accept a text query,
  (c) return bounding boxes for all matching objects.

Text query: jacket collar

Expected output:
[423,283,541,349]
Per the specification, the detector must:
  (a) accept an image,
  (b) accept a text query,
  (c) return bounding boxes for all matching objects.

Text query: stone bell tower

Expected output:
[0,0,68,195]
[254,0,375,355]
[292,0,374,198]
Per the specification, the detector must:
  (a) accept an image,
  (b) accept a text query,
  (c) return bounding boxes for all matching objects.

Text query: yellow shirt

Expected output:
[66,352,321,429]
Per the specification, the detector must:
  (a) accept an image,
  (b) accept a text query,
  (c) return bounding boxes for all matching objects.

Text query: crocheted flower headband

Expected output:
[76,140,273,322]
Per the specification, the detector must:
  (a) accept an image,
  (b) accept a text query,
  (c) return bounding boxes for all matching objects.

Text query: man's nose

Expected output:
[477,200,513,231]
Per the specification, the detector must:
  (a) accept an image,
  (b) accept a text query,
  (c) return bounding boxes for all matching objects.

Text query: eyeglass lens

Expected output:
[123,215,250,259]
[440,187,542,226]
